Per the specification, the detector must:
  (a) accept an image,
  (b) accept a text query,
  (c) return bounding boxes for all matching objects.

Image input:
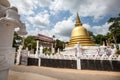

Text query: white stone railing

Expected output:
[26,42,118,60]
[60,47,77,56]
[27,52,120,61]
[39,54,77,60]
[17,47,120,71]
[80,46,99,55]
[18,44,120,62]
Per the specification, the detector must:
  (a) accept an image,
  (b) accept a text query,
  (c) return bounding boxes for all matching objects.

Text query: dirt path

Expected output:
[9,71,57,80]
[9,65,120,80]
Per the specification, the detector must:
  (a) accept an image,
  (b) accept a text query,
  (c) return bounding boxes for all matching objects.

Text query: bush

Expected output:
[116,50,120,55]
[43,48,52,55]
[116,44,119,50]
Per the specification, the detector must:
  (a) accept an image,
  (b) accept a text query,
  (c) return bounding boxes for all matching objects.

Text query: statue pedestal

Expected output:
[0,1,27,80]
[0,8,19,80]
[0,47,15,80]
[0,69,9,80]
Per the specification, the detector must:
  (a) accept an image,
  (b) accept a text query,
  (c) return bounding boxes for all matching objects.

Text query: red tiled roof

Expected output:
[36,34,54,42]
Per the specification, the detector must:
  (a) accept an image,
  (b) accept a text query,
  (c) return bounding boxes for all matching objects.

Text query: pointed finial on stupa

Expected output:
[75,12,82,26]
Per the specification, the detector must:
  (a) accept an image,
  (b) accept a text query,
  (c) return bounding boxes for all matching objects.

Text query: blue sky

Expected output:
[8,0,120,41]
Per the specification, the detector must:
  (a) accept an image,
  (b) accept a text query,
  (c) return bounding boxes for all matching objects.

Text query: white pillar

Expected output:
[113,44,116,49]
[39,45,43,55]
[118,44,120,50]
[77,59,81,69]
[76,43,81,70]
[57,48,60,54]
[76,43,82,57]
[35,40,39,57]
[38,58,41,66]
[36,40,39,52]
[51,43,55,54]
[16,45,22,65]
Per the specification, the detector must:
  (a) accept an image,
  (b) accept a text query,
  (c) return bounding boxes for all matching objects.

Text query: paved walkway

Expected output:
[9,65,120,80]
[9,71,57,80]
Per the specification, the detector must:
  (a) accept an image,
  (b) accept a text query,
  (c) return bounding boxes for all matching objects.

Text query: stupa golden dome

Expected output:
[68,13,95,47]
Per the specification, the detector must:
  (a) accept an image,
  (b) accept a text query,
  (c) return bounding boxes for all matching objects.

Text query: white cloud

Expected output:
[27,28,39,36]
[26,12,50,28]
[83,24,91,31]
[7,0,119,42]
[53,16,74,37]
[8,0,35,15]
[37,0,52,7]
[50,0,120,21]
[27,28,54,39]
[82,23,112,36]
[26,15,75,41]
[92,23,112,35]
[8,0,52,15]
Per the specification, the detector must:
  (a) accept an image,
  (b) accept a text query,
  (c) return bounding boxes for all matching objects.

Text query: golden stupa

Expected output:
[68,13,95,47]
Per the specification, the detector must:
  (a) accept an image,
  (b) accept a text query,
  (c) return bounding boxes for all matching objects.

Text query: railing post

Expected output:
[38,58,41,66]
[76,43,81,70]
[77,58,81,69]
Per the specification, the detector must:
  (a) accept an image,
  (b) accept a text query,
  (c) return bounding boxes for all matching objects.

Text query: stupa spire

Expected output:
[75,12,82,26]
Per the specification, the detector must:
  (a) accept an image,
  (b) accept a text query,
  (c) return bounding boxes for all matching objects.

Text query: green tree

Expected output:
[24,36,36,50]
[108,14,120,43]
[88,31,95,43]
[106,32,114,43]
[12,32,22,51]
[55,39,65,52]
[94,34,106,45]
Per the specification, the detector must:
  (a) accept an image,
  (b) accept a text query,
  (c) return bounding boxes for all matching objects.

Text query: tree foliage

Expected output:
[94,34,106,45]
[55,39,65,52]
[24,36,36,50]
[12,32,22,51]
[108,14,120,43]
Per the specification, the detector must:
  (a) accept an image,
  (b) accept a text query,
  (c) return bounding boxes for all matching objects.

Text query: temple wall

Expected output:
[17,44,120,71]
[25,57,120,71]
[18,50,120,71]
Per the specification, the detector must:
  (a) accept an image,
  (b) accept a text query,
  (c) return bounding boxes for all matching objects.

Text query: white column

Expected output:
[113,44,116,49]
[16,45,22,65]
[76,43,82,57]
[57,48,60,54]
[76,43,81,70]
[39,45,43,55]
[77,59,81,69]
[51,43,55,54]
[38,58,41,66]
[118,44,120,50]
[35,40,39,57]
